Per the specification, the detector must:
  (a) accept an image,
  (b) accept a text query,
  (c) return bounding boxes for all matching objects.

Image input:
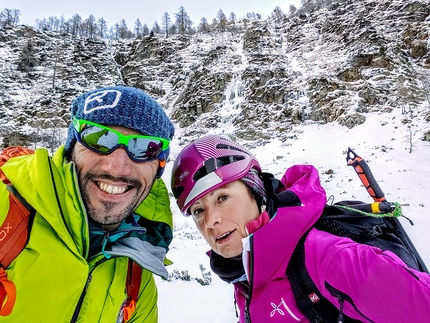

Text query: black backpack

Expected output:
[286,199,428,323]
[261,144,428,323]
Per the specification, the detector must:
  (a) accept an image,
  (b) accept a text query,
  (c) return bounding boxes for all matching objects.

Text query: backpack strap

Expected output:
[0,187,34,268]
[122,259,142,322]
[0,185,34,316]
[287,234,342,323]
[286,225,367,323]
[0,146,34,185]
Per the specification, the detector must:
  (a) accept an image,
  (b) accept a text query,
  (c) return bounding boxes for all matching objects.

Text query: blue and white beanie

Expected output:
[64,86,175,155]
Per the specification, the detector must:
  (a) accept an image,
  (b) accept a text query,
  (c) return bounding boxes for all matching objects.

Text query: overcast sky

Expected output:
[2,0,302,28]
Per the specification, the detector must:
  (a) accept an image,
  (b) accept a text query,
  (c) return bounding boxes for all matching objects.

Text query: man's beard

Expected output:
[80,172,152,227]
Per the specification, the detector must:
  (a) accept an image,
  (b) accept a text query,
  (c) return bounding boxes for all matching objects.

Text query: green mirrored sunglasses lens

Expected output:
[80,125,118,153]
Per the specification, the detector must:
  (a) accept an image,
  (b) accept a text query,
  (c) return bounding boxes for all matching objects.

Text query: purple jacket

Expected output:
[232,165,430,322]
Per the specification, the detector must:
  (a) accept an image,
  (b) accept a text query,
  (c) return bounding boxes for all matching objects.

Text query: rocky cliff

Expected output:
[1,0,429,150]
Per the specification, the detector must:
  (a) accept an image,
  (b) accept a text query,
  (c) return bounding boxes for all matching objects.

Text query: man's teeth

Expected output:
[98,182,127,194]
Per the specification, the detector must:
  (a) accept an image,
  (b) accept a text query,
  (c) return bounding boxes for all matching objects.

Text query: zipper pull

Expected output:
[101,231,112,259]
[337,296,344,323]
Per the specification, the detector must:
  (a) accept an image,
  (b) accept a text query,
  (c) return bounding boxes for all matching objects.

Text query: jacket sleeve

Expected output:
[305,229,430,322]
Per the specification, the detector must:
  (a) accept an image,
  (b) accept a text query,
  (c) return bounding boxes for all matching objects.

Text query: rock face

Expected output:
[0,0,429,149]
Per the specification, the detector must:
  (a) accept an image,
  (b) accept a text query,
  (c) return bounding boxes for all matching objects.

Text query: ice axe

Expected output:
[345,147,428,273]
[345,147,395,213]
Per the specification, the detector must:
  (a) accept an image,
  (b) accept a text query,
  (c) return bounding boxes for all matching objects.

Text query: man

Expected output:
[0,86,175,322]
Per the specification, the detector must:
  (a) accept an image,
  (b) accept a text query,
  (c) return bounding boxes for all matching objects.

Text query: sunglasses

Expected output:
[72,118,170,162]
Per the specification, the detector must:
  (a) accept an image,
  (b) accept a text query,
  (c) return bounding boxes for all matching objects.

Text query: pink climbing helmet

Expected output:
[171,135,262,215]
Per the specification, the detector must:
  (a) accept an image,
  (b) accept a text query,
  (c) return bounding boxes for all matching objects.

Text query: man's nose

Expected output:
[99,146,133,175]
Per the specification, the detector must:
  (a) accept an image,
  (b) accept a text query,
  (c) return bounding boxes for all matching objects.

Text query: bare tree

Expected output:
[161,12,171,37]
[69,14,82,36]
[52,45,60,90]
[217,9,228,32]
[117,19,131,39]
[246,12,261,19]
[134,18,143,37]
[35,15,66,32]
[0,8,20,27]
[175,6,192,35]
[419,70,430,107]
[169,24,177,36]
[109,25,118,39]
[58,15,66,32]
[197,17,210,33]
[82,14,97,39]
[98,17,108,38]
[152,21,161,34]
[273,6,285,20]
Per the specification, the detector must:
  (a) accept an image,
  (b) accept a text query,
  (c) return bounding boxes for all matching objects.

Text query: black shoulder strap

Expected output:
[287,234,345,323]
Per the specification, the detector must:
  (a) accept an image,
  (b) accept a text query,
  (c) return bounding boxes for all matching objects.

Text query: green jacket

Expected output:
[0,146,173,322]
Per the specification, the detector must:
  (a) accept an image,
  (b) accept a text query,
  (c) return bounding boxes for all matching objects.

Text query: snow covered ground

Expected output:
[157,108,430,322]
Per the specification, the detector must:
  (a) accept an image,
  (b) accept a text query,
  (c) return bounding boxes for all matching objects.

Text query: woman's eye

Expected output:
[192,208,204,218]
[219,194,229,202]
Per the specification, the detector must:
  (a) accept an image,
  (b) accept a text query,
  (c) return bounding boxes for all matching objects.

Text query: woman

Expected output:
[171,135,430,322]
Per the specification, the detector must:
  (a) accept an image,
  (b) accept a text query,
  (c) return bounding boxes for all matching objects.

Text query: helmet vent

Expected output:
[172,185,184,199]
[216,143,249,155]
[193,155,245,182]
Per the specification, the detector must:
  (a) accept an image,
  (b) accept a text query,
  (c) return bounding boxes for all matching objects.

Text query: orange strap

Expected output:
[0,268,16,316]
[0,146,35,185]
[0,187,32,316]
[123,260,142,322]
[0,146,34,316]
[0,194,31,268]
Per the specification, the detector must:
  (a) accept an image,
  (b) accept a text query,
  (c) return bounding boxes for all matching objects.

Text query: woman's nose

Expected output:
[204,207,222,228]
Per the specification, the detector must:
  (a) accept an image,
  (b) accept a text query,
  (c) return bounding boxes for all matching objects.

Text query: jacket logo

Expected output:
[83,90,121,114]
[179,170,189,182]
[270,298,286,317]
[269,298,300,320]
[308,292,320,303]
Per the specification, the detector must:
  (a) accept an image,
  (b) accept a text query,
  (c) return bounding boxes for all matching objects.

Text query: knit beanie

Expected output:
[64,86,175,155]
[241,168,267,205]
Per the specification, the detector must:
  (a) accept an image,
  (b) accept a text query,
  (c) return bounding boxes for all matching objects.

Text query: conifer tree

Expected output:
[18,38,38,77]
[161,12,171,37]
[134,19,143,37]
[98,17,108,38]
[217,9,228,32]
[175,6,192,35]
[198,17,210,33]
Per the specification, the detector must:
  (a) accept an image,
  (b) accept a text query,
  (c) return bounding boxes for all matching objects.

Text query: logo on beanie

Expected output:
[83,90,122,114]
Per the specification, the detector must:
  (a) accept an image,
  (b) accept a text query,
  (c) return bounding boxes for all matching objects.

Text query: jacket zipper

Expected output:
[70,274,93,323]
[325,282,375,323]
[244,235,254,323]
[70,259,106,323]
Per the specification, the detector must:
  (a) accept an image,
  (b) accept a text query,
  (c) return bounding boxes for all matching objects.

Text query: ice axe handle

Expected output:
[346,148,386,202]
